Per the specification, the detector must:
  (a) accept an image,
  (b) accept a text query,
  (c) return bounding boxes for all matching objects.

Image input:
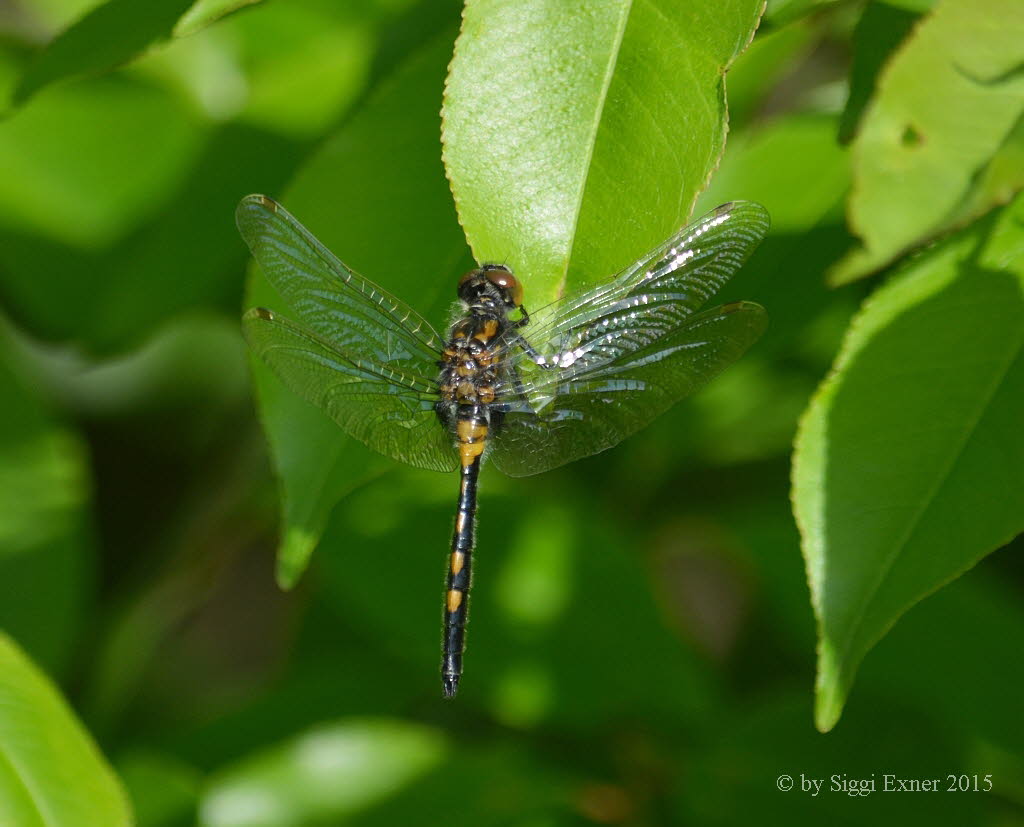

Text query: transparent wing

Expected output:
[488,201,770,477]
[489,303,766,476]
[244,307,458,473]
[237,194,446,367]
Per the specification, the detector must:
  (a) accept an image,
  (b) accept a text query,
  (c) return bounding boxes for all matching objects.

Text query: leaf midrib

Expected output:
[556,0,634,299]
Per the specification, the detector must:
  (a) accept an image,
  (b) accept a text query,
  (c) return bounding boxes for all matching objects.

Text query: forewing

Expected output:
[489,302,767,476]
[503,201,770,369]
[244,308,458,473]
[237,194,446,367]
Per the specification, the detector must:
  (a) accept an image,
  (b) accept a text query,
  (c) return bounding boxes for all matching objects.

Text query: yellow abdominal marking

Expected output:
[459,440,485,465]
[450,551,465,575]
[455,510,467,533]
[447,589,463,612]
[457,420,487,466]
[457,420,487,441]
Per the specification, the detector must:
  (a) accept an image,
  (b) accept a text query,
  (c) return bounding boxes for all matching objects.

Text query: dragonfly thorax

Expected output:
[439,314,504,409]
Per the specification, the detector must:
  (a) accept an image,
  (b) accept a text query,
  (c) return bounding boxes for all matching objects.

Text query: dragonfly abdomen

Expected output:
[442,404,489,697]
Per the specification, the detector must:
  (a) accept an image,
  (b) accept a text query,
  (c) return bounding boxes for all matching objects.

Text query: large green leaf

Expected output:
[244,26,471,587]
[0,633,133,826]
[831,0,1024,284]
[793,192,1024,732]
[442,0,764,306]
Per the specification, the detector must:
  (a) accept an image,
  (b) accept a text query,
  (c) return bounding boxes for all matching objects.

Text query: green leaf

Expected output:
[199,719,446,827]
[0,633,133,826]
[442,0,764,306]
[831,0,1024,284]
[12,0,196,106]
[793,192,1024,732]
[244,27,471,587]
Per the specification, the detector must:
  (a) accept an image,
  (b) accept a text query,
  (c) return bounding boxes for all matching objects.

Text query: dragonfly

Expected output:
[238,193,769,698]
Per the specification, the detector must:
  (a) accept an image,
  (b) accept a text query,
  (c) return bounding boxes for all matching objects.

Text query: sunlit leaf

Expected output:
[0,633,133,827]
[442,0,764,305]
[793,192,1024,732]
[831,0,1024,284]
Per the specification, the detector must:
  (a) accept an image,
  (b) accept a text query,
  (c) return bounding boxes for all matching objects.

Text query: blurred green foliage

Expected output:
[0,0,1021,825]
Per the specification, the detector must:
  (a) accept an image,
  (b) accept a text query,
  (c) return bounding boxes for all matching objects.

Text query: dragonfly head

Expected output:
[458,264,523,311]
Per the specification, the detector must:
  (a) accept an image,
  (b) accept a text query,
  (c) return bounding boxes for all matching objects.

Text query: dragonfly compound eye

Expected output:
[484,266,523,307]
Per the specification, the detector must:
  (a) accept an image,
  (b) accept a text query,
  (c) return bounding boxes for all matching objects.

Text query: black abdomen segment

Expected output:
[442,407,487,697]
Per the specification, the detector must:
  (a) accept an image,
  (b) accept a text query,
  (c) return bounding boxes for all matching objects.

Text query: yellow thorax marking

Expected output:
[474,319,499,341]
